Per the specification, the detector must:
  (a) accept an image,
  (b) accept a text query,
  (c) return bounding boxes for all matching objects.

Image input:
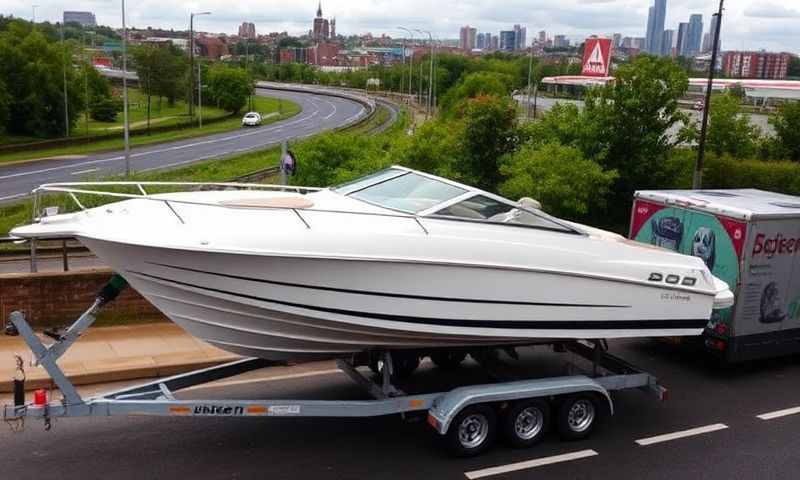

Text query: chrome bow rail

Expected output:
[30,181,431,234]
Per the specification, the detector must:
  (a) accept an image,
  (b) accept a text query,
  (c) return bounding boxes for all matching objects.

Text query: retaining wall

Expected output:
[0,269,166,329]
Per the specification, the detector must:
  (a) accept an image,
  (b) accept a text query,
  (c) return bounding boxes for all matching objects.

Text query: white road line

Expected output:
[323,99,337,120]
[0,192,28,201]
[71,168,98,175]
[464,450,599,479]
[183,369,342,391]
[635,423,728,446]
[757,406,800,420]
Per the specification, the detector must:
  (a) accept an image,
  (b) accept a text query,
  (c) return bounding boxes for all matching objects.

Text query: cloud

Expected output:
[1,0,797,53]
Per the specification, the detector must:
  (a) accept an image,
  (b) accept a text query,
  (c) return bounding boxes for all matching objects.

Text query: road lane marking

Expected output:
[464,450,598,479]
[71,168,98,175]
[183,369,342,391]
[757,406,800,420]
[0,192,28,201]
[635,423,728,446]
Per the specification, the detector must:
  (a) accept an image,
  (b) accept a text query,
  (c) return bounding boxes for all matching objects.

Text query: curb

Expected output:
[1,354,239,393]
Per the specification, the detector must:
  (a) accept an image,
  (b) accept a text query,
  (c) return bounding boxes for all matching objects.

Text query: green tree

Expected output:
[206,64,253,114]
[0,26,84,137]
[499,142,618,220]
[456,95,519,191]
[439,71,513,114]
[706,93,760,158]
[771,102,800,161]
[789,56,800,79]
[291,132,391,187]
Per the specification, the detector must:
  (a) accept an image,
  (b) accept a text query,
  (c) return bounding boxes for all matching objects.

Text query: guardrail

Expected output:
[0,236,81,273]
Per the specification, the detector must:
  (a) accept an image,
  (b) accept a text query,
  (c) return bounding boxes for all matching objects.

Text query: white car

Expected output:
[241,112,262,127]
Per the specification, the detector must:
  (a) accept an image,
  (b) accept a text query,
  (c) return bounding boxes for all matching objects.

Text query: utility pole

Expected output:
[526,39,534,119]
[198,61,203,128]
[60,21,69,137]
[397,27,415,105]
[416,30,434,117]
[189,12,211,120]
[121,0,131,177]
[694,0,724,189]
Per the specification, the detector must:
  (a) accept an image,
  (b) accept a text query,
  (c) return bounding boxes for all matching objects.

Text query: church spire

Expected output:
[317,1,323,18]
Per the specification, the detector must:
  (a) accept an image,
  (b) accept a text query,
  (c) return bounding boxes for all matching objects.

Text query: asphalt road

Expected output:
[0,87,367,204]
[515,95,776,137]
[2,339,799,479]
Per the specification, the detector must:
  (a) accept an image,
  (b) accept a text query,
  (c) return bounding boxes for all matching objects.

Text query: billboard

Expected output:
[581,38,612,77]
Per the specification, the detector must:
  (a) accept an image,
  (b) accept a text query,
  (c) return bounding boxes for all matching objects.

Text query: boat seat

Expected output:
[219,197,315,209]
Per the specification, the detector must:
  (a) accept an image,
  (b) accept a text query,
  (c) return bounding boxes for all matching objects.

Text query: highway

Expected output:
[1,339,799,479]
[0,87,368,204]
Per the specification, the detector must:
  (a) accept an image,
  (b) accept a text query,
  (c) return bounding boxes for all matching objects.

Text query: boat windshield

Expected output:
[332,168,407,195]
[342,171,467,213]
[432,195,574,232]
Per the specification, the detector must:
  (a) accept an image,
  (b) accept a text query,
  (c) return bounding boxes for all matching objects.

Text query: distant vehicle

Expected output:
[241,112,262,127]
[693,100,705,111]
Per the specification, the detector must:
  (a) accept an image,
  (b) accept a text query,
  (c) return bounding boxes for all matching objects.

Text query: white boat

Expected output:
[11,167,734,362]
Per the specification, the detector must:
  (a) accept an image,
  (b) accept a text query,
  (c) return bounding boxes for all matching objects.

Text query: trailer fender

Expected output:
[427,376,613,435]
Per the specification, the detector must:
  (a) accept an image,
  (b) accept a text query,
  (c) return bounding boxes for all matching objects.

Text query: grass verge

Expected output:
[0,95,301,165]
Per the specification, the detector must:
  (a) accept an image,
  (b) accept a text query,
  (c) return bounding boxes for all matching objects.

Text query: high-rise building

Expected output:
[538,30,547,44]
[723,51,792,80]
[63,11,96,27]
[490,35,499,50]
[476,33,486,50]
[553,35,569,48]
[312,2,331,42]
[612,33,622,48]
[499,31,516,51]
[645,0,666,55]
[331,18,336,38]
[513,24,527,50]
[676,22,689,56]
[238,22,256,39]
[459,26,477,51]
[662,30,674,57]
[686,14,703,57]
[702,14,720,53]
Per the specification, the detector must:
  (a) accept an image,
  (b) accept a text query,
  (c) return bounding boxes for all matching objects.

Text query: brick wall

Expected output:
[0,269,167,329]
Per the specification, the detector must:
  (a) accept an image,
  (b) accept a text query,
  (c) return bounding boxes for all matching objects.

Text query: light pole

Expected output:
[397,27,415,105]
[60,20,69,137]
[32,5,39,23]
[189,12,211,120]
[121,0,131,177]
[694,0,724,189]
[198,61,203,127]
[84,31,95,137]
[526,38,534,119]
[416,30,434,117]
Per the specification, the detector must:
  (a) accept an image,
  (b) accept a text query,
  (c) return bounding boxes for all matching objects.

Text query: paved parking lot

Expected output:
[2,338,799,479]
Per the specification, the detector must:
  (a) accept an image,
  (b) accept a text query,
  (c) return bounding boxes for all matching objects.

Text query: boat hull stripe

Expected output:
[128,270,708,331]
[146,262,630,309]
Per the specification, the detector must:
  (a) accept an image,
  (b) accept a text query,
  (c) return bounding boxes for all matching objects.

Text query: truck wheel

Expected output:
[556,394,597,441]
[502,399,550,448]
[446,405,497,457]
[431,351,467,370]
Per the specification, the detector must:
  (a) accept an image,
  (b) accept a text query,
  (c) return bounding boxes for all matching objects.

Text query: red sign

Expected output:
[581,38,612,77]
[92,56,112,68]
[629,200,666,238]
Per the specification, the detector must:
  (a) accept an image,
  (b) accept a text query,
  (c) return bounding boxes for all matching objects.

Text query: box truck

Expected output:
[630,189,800,362]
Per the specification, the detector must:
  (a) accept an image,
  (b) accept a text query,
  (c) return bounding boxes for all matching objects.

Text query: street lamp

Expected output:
[59,19,69,137]
[526,38,534,119]
[694,0,724,189]
[415,30,434,117]
[121,0,131,177]
[397,27,415,105]
[189,11,211,120]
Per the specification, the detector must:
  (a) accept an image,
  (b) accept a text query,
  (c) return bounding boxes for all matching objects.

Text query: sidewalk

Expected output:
[0,323,238,393]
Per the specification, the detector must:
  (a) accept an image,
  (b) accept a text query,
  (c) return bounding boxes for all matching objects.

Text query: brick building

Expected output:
[722,51,793,80]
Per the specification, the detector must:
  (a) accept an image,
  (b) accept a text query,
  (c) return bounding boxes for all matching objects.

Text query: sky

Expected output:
[2,0,798,52]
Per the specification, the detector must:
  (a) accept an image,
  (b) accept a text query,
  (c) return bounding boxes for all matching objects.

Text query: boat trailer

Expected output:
[3,276,668,456]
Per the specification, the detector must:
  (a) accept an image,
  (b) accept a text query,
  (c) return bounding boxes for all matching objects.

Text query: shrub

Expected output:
[90,97,123,122]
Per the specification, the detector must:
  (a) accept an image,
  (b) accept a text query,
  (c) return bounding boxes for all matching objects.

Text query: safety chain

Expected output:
[4,354,26,432]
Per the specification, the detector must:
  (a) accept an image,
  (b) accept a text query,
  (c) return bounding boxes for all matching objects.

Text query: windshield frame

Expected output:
[331,166,585,235]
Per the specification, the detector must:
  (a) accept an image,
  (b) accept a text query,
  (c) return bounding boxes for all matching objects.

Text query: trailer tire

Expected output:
[445,405,497,457]
[556,394,597,441]
[431,351,467,370]
[502,399,550,448]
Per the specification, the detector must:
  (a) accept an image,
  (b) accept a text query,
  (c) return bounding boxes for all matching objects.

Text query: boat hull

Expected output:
[79,237,713,362]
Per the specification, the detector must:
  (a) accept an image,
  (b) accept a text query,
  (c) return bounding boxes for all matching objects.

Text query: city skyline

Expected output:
[1,0,798,52]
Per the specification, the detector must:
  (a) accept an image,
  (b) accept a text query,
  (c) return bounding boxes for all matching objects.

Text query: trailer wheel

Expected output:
[502,399,550,448]
[431,351,467,370]
[446,405,497,457]
[556,394,597,441]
